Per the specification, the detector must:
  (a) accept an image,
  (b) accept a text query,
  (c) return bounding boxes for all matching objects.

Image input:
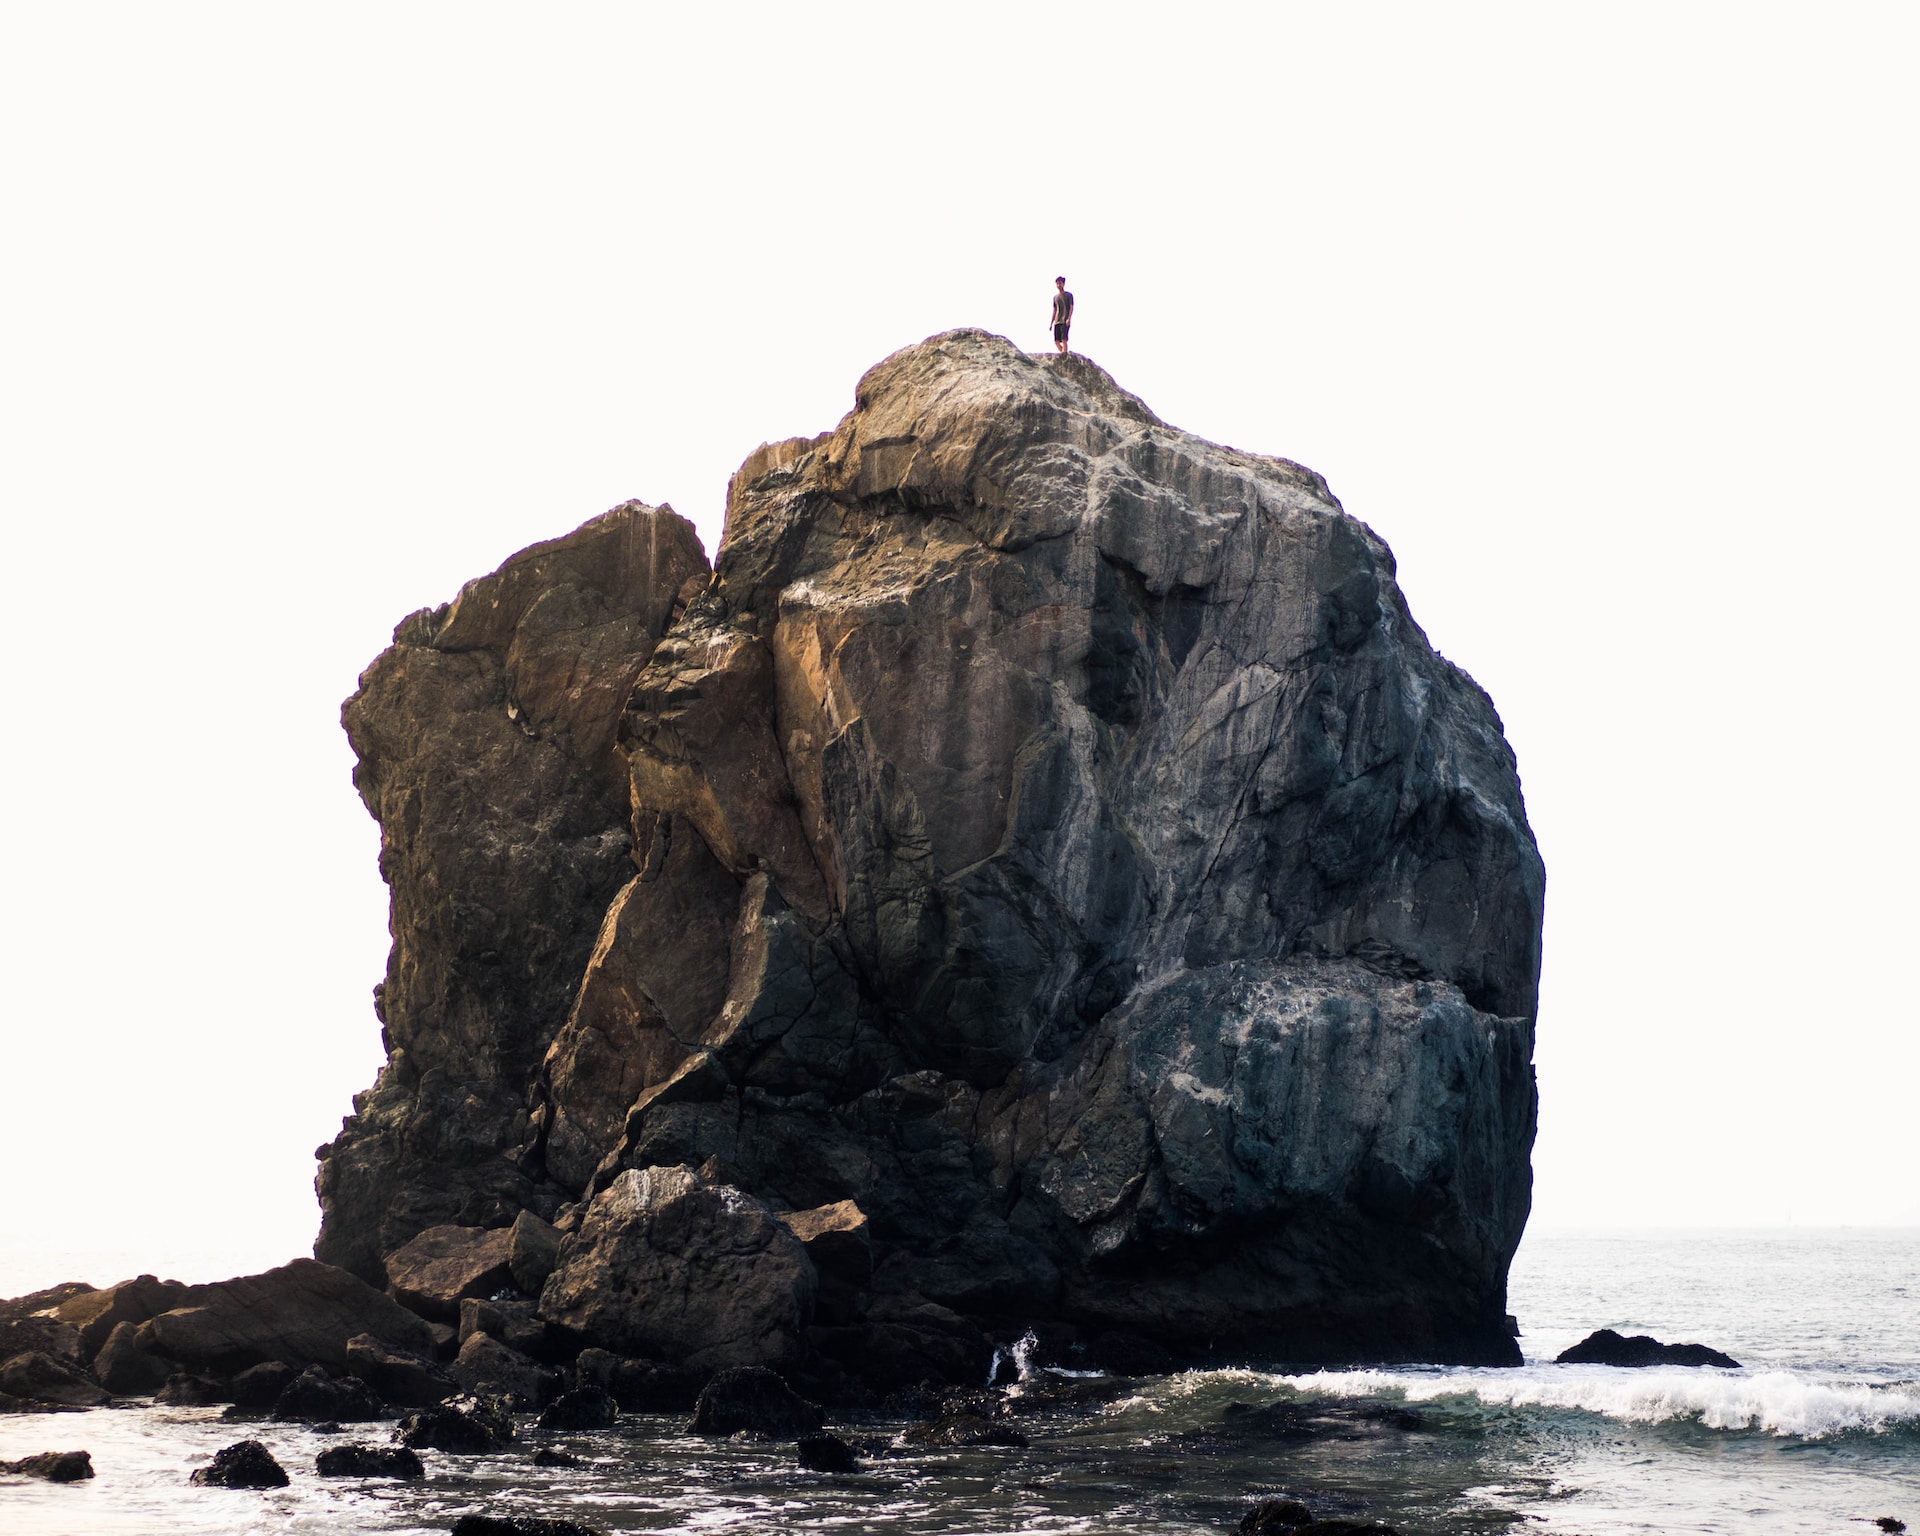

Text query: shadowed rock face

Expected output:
[317,330,1543,1367]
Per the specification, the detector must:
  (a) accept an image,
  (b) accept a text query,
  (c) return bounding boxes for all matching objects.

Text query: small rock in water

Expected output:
[690,1365,824,1438]
[1240,1499,1314,1533]
[795,1431,859,1471]
[0,1449,94,1482]
[1874,1520,1906,1534]
[190,1439,290,1488]
[536,1385,617,1430]
[449,1517,606,1536]
[903,1413,1029,1448]
[394,1394,515,1453]
[315,1443,425,1479]
[1556,1328,1741,1369]
[532,1445,585,1467]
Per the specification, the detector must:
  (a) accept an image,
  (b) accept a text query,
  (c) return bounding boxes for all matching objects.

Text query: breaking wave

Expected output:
[1258,1365,1920,1439]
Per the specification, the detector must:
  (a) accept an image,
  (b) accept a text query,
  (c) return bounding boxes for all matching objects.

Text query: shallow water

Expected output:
[2,1228,1915,1534]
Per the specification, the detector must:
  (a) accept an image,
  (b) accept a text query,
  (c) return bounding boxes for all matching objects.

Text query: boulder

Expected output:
[155,1373,228,1406]
[1555,1329,1740,1369]
[533,1446,585,1466]
[315,1443,425,1478]
[795,1431,859,1472]
[385,1225,515,1320]
[689,1364,823,1438]
[0,1351,109,1408]
[458,1296,550,1359]
[317,333,1546,1367]
[189,1439,289,1488]
[450,1332,558,1408]
[92,1322,175,1394]
[394,1395,515,1453]
[537,1385,617,1430]
[539,1166,815,1370]
[272,1365,385,1422]
[779,1202,871,1324]
[0,1449,94,1481]
[227,1360,297,1410]
[570,1349,703,1414]
[344,1332,456,1406]
[135,1259,438,1376]
[55,1275,190,1359]
[508,1210,563,1296]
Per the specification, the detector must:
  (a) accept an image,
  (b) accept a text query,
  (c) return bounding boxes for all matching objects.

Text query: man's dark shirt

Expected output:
[1052,289,1074,325]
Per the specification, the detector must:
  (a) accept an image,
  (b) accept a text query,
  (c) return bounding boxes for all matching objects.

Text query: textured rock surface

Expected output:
[317,331,1544,1367]
[384,1225,514,1320]
[190,1439,289,1488]
[538,1165,814,1369]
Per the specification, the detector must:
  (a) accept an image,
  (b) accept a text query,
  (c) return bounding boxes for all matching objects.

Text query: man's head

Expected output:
[1055,276,1066,287]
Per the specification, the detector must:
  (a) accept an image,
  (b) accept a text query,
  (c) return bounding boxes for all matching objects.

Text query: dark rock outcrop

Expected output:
[537,1385,618,1430]
[315,1442,425,1478]
[227,1361,297,1410]
[795,1430,859,1471]
[155,1372,228,1406]
[0,1350,108,1408]
[570,1349,703,1413]
[0,1449,94,1482]
[1555,1328,1741,1369]
[317,331,1544,1369]
[451,1332,559,1407]
[190,1439,289,1488]
[689,1365,824,1437]
[394,1394,515,1453]
[272,1364,385,1422]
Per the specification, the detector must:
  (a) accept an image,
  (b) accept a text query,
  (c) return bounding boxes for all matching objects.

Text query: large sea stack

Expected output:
[315,330,1543,1376]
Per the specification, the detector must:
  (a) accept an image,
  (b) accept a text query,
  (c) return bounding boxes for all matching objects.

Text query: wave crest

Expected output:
[1268,1366,1920,1439]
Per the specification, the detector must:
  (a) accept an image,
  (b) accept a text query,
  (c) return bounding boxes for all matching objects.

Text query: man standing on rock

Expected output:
[1050,276,1074,353]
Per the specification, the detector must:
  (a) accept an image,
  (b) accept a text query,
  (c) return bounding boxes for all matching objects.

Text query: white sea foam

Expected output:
[1268,1365,1920,1439]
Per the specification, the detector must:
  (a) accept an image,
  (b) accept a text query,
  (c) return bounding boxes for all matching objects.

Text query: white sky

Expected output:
[2,3,1915,1285]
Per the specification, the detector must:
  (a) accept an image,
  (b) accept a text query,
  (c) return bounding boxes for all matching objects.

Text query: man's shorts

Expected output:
[1053,323,1070,343]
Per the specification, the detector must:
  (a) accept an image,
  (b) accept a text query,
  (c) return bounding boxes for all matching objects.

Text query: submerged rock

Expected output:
[689,1365,824,1437]
[316,331,1545,1370]
[1241,1501,1315,1534]
[903,1413,1029,1448]
[1555,1329,1741,1369]
[0,1449,94,1482]
[190,1439,289,1488]
[532,1445,586,1467]
[450,1517,606,1536]
[315,1442,425,1479]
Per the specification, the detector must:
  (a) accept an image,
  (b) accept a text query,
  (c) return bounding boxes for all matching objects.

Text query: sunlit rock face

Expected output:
[318,330,1544,1368]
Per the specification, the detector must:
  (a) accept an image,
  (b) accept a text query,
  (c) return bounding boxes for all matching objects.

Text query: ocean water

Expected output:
[1,1228,1914,1534]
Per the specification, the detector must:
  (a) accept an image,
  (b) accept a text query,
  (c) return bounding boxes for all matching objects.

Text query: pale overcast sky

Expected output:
[2,3,1914,1287]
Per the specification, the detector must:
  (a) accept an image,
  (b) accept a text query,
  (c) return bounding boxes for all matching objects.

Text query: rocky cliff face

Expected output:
[316,330,1543,1373]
